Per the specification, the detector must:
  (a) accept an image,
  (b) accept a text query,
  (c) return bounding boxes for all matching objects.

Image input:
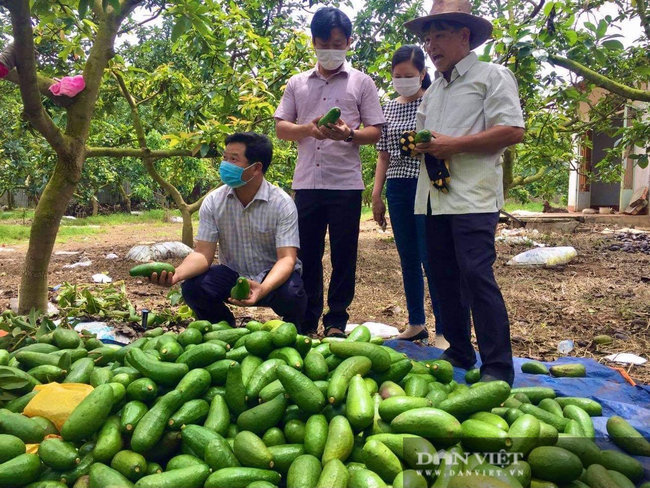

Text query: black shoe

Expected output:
[439,353,476,371]
[396,329,429,344]
[479,371,514,386]
[324,327,347,338]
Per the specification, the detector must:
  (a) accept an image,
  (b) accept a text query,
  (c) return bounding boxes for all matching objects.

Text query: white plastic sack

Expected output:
[126,241,193,263]
[62,257,92,269]
[605,353,647,365]
[92,273,112,284]
[496,236,546,247]
[507,246,577,267]
[346,322,400,339]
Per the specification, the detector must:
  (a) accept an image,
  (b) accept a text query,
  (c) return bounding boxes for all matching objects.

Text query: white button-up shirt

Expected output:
[196,180,301,282]
[415,52,525,215]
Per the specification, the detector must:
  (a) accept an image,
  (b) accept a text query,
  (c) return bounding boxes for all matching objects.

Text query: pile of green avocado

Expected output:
[0,320,648,488]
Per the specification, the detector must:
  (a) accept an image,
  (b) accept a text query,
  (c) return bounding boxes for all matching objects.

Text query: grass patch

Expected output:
[59,209,199,226]
[361,205,374,221]
[0,209,35,221]
[502,201,544,213]
[0,224,103,245]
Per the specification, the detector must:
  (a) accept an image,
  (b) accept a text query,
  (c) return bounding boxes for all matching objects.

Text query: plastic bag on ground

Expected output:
[74,322,130,345]
[92,273,112,283]
[62,257,92,269]
[126,241,193,263]
[23,382,93,431]
[507,246,577,267]
[346,322,400,338]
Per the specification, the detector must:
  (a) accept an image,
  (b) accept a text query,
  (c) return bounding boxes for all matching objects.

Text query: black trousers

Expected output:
[425,212,514,383]
[181,265,307,329]
[294,189,362,334]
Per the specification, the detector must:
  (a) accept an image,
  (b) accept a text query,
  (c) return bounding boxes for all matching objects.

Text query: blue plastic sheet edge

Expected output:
[385,339,650,482]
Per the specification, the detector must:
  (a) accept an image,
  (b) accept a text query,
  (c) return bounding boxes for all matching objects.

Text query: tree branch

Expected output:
[110,69,191,211]
[91,0,104,18]
[511,166,547,187]
[187,190,215,213]
[5,1,68,151]
[523,0,545,22]
[2,70,76,108]
[119,5,166,34]
[66,2,131,139]
[636,0,650,39]
[113,70,147,148]
[548,54,650,102]
[85,147,197,159]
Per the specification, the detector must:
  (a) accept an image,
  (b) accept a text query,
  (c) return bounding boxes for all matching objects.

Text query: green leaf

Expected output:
[566,31,578,46]
[108,0,120,14]
[638,155,649,169]
[192,18,212,39]
[58,352,72,373]
[596,19,608,39]
[0,376,30,390]
[82,289,101,315]
[602,40,624,51]
[0,391,19,402]
[171,17,191,42]
[543,1,556,17]
[78,0,89,20]
[584,22,597,33]
[594,49,607,65]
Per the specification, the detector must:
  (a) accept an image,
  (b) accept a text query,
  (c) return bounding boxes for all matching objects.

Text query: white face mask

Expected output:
[393,76,422,97]
[315,49,347,71]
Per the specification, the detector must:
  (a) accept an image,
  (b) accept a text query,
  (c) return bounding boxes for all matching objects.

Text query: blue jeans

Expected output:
[386,178,443,333]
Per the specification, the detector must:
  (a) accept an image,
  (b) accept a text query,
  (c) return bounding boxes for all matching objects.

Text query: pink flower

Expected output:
[49,75,85,97]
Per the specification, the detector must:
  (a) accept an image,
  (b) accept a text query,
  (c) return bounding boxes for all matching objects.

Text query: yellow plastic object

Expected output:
[25,444,40,454]
[23,382,94,432]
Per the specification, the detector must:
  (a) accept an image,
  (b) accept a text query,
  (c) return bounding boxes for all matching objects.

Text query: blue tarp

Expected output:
[385,339,650,482]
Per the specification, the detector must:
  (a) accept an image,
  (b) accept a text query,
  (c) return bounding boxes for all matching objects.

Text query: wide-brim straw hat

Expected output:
[404,0,493,50]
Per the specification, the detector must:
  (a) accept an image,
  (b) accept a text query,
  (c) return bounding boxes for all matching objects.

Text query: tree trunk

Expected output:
[91,194,99,216]
[180,207,194,247]
[118,183,132,213]
[18,154,82,314]
[7,191,13,210]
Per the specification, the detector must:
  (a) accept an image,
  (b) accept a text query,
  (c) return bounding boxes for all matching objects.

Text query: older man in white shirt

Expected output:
[405,0,525,384]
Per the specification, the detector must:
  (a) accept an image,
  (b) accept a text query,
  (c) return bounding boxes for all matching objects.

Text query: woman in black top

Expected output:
[372,45,445,347]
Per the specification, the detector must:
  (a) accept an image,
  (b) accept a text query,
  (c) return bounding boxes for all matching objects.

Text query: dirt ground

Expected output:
[1,217,649,383]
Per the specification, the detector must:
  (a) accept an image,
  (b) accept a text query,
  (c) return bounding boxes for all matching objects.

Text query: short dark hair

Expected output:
[391,45,432,90]
[224,132,273,173]
[310,7,352,41]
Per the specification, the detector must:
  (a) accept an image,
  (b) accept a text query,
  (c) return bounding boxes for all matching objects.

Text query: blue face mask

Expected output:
[219,161,256,188]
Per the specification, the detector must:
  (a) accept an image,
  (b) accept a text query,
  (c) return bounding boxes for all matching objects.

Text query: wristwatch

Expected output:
[345,129,355,143]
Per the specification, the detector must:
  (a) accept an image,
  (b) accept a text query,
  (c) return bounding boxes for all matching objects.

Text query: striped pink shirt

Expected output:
[274,63,385,190]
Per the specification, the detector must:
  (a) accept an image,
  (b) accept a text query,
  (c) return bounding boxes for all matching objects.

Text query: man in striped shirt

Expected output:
[150,132,307,329]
